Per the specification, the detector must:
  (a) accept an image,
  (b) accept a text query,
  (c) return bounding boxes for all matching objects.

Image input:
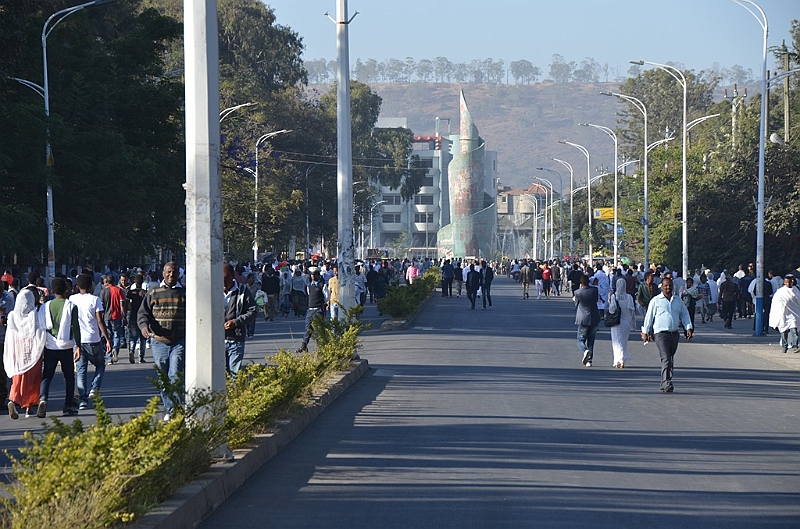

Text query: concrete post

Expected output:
[184,0,224,398]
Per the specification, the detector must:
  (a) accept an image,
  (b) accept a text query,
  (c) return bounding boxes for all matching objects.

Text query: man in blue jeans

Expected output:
[71,274,112,410]
[138,262,186,421]
[223,263,256,377]
[574,274,600,367]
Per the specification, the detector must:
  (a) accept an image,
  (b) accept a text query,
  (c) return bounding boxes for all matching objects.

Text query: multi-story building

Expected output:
[496,182,557,260]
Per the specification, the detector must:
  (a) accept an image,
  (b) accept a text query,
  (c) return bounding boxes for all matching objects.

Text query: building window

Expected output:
[501,196,507,203]
[421,176,434,187]
[414,194,434,205]
[382,213,401,224]
[382,195,403,205]
[414,213,434,223]
[417,158,434,168]
[493,160,497,171]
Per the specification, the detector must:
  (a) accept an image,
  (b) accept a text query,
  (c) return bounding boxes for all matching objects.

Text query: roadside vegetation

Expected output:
[378,267,439,318]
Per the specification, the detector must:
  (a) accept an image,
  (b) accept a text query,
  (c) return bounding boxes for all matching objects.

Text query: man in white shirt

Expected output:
[71,274,112,410]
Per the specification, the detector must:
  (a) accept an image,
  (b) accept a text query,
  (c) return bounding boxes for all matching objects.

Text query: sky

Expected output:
[264,0,798,79]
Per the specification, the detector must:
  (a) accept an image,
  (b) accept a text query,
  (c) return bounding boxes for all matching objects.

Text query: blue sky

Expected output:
[265,0,798,79]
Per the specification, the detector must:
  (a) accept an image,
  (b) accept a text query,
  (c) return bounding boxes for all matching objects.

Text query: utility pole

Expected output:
[327,1,358,311]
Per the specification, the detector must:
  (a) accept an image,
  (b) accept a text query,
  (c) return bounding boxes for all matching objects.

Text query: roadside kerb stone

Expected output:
[132,359,370,529]
[380,289,436,331]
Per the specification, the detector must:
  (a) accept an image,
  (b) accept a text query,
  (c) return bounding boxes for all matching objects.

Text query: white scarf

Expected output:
[3,290,46,377]
[41,298,75,349]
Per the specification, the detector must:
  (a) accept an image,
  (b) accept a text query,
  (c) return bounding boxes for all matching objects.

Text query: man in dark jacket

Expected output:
[465,263,482,309]
[297,268,325,353]
[223,263,256,377]
[441,259,454,297]
[261,267,281,321]
[574,274,600,367]
[481,260,494,309]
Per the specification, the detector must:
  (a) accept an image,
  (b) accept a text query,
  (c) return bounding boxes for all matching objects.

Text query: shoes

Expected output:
[111,350,119,363]
[24,411,33,419]
[351,352,361,361]
[37,400,47,418]
[89,389,96,399]
[78,401,89,410]
[295,346,308,354]
[7,401,18,420]
[62,408,78,417]
[585,362,592,367]
[793,346,800,354]
[661,385,674,393]
[129,351,135,364]
[138,358,147,363]
[107,360,114,366]
[782,348,788,354]
[582,350,591,366]
[163,413,171,422]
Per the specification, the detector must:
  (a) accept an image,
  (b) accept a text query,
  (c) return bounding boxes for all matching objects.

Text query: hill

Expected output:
[313,82,627,191]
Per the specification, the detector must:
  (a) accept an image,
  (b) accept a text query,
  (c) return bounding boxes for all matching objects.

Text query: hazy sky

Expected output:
[265,0,798,79]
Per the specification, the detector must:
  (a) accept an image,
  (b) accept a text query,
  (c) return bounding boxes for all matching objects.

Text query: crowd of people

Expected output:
[1,254,798,416]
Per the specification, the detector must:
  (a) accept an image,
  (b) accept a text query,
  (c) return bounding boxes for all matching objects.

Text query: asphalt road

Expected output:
[199,277,800,529]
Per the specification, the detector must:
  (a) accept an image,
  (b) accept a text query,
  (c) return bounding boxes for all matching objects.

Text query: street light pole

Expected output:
[41,0,116,282]
[534,177,554,260]
[549,158,574,257]
[369,200,388,256]
[305,163,325,260]
[601,91,649,268]
[253,129,291,263]
[536,167,563,257]
[219,102,255,122]
[581,123,619,265]
[732,0,768,336]
[559,140,592,260]
[633,59,688,279]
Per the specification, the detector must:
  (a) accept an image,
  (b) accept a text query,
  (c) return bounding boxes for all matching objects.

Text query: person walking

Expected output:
[520,260,532,299]
[100,275,126,365]
[636,271,658,318]
[769,274,800,353]
[296,268,325,353]
[325,265,340,320]
[641,277,693,393]
[465,263,482,309]
[138,262,186,421]
[541,263,552,299]
[718,271,740,329]
[223,263,257,377]
[574,274,600,367]
[452,261,464,297]
[441,259,454,297]
[39,277,81,417]
[608,278,636,368]
[481,260,494,309]
[125,273,148,362]
[3,290,45,419]
[71,274,112,410]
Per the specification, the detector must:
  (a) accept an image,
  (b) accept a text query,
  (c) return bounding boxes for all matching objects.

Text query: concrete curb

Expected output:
[133,359,370,529]
[380,290,436,331]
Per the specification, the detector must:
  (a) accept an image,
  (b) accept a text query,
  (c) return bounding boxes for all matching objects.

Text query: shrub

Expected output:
[377,266,439,317]
[1,315,367,527]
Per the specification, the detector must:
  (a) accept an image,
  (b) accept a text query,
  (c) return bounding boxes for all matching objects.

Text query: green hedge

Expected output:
[0,308,366,529]
[377,266,439,318]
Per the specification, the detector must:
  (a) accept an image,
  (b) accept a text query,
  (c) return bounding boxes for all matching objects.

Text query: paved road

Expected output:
[200,277,800,529]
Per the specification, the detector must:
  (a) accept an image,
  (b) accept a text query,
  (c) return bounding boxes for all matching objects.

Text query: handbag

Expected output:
[604,296,621,327]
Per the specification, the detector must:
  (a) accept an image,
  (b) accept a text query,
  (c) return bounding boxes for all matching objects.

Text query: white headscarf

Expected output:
[3,290,46,377]
[609,277,636,322]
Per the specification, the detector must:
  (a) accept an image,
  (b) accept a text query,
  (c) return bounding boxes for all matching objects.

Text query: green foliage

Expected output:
[2,385,223,529]
[2,316,366,527]
[377,267,438,318]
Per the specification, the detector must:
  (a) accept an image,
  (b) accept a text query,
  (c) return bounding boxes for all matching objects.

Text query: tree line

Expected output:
[0,0,425,269]
[305,54,760,86]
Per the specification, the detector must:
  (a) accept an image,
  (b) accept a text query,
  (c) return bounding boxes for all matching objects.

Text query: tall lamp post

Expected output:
[549,158,574,257]
[732,0,768,336]
[253,129,291,263]
[41,0,116,282]
[632,59,688,279]
[536,167,563,257]
[521,196,539,260]
[219,102,255,122]
[601,91,649,267]
[534,177,555,260]
[369,200,388,258]
[304,163,325,260]
[581,123,619,265]
[559,140,592,259]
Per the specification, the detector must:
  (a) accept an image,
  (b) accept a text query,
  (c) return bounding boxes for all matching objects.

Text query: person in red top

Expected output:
[542,263,553,299]
[100,275,126,364]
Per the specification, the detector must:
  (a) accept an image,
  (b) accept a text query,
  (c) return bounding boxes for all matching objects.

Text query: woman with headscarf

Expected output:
[3,289,46,419]
[608,277,637,368]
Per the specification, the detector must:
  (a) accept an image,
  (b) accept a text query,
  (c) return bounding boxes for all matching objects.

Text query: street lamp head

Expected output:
[92,0,116,5]
[535,167,544,170]
[630,60,644,66]
[579,123,588,127]
[557,140,567,144]
[599,91,612,96]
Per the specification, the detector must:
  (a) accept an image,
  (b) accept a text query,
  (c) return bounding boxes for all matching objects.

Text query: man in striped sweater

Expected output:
[138,262,186,421]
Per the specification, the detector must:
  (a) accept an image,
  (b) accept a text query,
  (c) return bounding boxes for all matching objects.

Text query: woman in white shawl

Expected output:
[3,290,45,419]
[769,275,800,353]
[608,278,637,368]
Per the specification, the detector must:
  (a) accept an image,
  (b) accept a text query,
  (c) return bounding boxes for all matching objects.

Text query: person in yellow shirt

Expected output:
[325,265,340,320]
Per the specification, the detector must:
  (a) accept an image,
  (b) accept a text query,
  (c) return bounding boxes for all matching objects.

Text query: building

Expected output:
[496,182,559,260]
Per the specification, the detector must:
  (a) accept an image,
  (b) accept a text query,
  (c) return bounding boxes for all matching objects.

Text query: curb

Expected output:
[380,290,436,331]
[133,359,370,529]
